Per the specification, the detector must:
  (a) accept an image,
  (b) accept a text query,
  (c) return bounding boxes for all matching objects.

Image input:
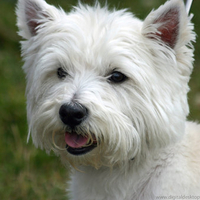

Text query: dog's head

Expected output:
[16,0,195,168]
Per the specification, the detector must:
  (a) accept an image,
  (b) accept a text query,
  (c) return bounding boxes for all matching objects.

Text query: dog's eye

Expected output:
[57,67,68,79]
[109,71,127,83]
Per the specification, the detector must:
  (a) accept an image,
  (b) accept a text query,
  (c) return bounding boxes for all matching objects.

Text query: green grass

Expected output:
[0,0,200,199]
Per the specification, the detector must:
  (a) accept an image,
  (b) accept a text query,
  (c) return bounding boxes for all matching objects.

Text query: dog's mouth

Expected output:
[65,131,97,156]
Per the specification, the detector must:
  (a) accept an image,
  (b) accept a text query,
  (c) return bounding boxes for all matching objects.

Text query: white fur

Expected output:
[16,0,200,199]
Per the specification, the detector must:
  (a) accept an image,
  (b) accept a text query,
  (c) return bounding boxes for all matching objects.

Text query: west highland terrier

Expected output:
[16,0,200,199]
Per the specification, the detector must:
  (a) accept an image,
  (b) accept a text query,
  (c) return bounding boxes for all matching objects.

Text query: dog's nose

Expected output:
[59,103,88,127]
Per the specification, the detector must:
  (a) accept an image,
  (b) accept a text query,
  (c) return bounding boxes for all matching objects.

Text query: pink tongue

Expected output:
[65,132,89,148]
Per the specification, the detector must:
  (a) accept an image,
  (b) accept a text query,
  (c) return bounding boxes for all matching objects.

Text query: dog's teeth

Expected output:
[84,139,91,146]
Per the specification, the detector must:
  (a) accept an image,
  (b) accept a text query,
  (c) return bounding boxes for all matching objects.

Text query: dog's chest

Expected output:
[69,166,159,200]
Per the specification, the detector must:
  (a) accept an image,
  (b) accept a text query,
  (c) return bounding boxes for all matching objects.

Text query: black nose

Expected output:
[59,103,88,128]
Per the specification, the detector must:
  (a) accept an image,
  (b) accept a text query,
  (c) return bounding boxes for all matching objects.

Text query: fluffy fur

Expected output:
[16,0,200,199]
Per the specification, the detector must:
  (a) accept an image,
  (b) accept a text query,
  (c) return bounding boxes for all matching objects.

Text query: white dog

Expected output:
[16,0,200,199]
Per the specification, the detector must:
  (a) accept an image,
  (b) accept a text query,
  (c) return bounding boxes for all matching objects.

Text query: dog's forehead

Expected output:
[46,8,143,72]
[66,8,142,45]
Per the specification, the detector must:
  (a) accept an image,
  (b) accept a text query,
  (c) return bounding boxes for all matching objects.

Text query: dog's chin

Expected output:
[65,131,98,156]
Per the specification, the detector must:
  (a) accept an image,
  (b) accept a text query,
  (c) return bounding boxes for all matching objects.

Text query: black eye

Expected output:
[57,67,68,79]
[109,71,127,83]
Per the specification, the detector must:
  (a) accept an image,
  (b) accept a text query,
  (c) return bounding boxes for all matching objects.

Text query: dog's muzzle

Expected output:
[59,103,97,155]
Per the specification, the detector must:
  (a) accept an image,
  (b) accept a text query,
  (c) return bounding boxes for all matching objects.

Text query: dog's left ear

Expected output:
[142,0,194,50]
[16,0,60,39]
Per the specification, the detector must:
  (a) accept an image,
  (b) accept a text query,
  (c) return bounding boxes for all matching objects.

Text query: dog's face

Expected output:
[17,0,195,168]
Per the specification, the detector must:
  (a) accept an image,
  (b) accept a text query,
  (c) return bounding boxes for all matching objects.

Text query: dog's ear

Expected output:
[16,0,59,39]
[142,0,193,49]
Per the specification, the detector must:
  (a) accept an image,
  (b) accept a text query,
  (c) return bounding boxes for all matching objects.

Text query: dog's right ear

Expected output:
[16,0,59,39]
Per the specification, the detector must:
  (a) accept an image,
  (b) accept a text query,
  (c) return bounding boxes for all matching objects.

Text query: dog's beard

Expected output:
[27,98,141,169]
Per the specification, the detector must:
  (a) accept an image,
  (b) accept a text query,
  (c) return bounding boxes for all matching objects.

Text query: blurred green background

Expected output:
[0,0,200,199]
